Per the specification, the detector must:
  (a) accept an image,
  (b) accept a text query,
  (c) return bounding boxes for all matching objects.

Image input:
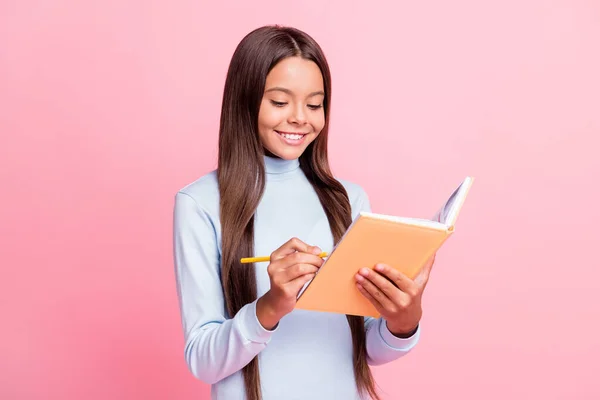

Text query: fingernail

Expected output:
[359,268,369,276]
[375,264,384,272]
[355,274,364,282]
[313,246,322,255]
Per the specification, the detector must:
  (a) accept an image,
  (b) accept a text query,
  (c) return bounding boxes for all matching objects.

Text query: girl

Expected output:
[173,25,436,400]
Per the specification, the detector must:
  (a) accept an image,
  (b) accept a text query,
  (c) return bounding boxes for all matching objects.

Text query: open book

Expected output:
[295,176,474,318]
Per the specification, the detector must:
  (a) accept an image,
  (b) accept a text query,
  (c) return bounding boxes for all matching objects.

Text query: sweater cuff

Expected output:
[379,319,420,351]
[236,299,278,344]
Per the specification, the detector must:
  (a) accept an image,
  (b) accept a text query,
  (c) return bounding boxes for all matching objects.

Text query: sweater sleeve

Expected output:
[353,187,421,365]
[173,191,277,384]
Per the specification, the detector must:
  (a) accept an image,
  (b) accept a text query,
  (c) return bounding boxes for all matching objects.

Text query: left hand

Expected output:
[355,254,436,337]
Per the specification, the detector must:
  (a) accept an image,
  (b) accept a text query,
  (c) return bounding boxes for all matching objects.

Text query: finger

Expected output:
[276,250,324,270]
[355,272,397,311]
[271,237,321,262]
[283,263,319,283]
[357,267,407,301]
[373,264,418,295]
[288,272,316,296]
[415,254,436,287]
[270,237,311,261]
[356,283,385,314]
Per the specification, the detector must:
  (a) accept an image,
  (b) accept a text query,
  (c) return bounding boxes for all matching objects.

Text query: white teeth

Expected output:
[279,132,303,140]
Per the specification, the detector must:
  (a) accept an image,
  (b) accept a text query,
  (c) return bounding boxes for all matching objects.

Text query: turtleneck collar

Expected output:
[264,155,300,175]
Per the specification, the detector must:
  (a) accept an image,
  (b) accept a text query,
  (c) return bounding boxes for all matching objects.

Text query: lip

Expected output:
[275,130,309,146]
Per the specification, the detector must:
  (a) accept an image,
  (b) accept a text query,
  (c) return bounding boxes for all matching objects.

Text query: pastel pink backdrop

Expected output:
[1,1,599,399]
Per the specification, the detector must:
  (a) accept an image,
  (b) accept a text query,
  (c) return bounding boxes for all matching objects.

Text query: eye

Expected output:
[307,104,323,110]
[270,100,287,107]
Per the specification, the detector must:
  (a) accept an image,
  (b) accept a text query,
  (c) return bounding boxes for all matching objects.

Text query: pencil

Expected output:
[240,251,328,264]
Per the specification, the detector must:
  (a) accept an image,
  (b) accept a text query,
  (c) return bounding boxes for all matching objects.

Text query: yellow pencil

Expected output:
[240,251,328,264]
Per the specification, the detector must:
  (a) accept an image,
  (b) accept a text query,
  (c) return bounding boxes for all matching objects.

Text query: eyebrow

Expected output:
[265,87,325,97]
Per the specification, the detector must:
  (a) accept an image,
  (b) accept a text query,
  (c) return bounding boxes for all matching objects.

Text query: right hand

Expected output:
[256,237,324,330]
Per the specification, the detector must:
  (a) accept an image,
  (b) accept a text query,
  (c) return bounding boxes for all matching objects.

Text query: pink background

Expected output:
[2,1,599,399]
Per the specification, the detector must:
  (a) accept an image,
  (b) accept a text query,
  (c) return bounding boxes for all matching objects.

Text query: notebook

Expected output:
[294,176,474,318]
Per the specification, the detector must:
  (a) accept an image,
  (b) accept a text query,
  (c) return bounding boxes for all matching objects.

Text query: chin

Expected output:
[271,146,306,160]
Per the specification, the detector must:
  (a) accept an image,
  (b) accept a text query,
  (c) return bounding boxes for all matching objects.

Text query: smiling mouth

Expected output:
[275,131,308,140]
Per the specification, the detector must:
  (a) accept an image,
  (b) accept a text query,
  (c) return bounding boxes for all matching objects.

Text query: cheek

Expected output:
[311,111,326,133]
[258,103,284,131]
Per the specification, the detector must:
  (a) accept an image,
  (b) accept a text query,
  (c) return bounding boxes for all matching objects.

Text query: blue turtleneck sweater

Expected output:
[173,156,420,400]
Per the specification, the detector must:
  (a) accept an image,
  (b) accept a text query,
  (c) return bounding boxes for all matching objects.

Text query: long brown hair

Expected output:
[217,25,380,400]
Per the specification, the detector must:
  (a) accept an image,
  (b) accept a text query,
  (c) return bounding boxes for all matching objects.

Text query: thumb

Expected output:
[415,254,436,287]
[311,246,322,255]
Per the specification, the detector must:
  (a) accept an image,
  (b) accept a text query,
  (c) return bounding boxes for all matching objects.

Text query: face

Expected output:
[257,56,326,160]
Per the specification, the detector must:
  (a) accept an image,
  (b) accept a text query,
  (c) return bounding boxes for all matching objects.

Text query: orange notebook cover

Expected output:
[295,176,474,318]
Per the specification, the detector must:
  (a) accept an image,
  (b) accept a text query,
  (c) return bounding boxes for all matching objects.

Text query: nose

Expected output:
[288,104,307,125]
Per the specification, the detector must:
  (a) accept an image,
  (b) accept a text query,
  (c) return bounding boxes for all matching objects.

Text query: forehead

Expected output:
[265,57,324,92]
